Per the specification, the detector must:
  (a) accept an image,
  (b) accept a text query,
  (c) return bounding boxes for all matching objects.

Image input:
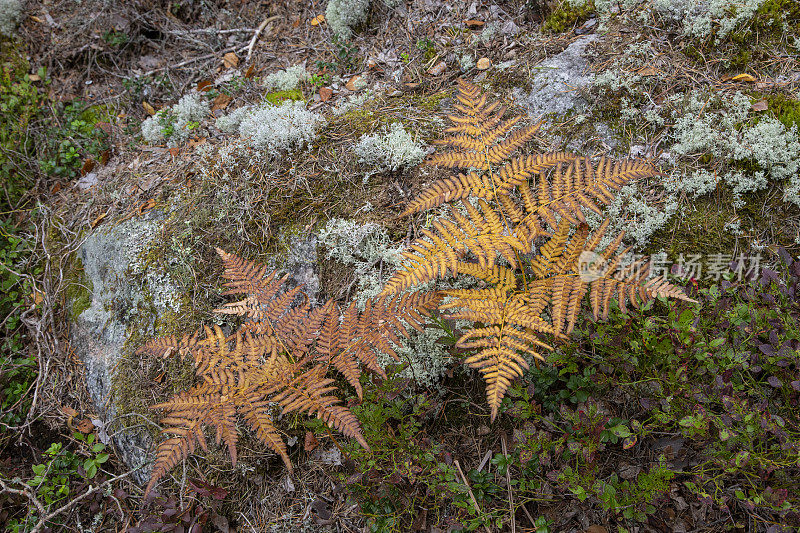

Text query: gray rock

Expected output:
[71,213,167,484]
[513,35,599,119]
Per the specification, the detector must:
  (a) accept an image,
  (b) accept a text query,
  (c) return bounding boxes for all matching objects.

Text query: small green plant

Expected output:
[101,29,129,47]
[415,37,436,60]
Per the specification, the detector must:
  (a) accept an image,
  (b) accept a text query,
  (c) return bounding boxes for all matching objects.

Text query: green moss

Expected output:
[764,93,800,129]
[64,257,94,321]
[264,89,304,106]
[645,197,738,259]
[542,1,595,33]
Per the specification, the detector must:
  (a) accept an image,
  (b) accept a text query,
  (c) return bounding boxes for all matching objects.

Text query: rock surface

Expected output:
[514,35,599,118]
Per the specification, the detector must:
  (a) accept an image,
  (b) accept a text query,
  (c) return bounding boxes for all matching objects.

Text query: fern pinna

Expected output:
[383,80,695,420]
[138,248,440,496]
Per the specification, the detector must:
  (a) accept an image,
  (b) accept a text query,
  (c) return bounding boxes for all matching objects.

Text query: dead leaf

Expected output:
[222,52,239,69]
[91,211,108,228]
[138,199,156,214]
[142,101,156,116]
[80,158,96,176]
[345,75,363,91]
[623,435,638,449]
[60,405,79,418]
[99,149,111,166]
[244,64,256,79]
[731,73,756,82]
[196,79,213,92]
[187,137,207,149]
[751,100,768,111]
[168,146,180,157]
[427,61,447,76]
[292,18,301,28]
[310,14,325,26]
[304,431,319,452]
[465,19,485,28]
[51,182,62,194]
[638,66,658,76]
[75,418,95,434]
[476,57,491,70]
[319,87,333,102]
[212,93,232,111]
[585,526,607,533]
[28,73,41,82]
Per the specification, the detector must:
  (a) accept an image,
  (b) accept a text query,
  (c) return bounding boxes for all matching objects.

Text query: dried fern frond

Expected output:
[139,250,440,496]
[388,81,696,420]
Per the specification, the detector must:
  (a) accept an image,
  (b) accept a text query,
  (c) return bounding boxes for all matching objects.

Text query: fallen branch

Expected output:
[246,15,281,63]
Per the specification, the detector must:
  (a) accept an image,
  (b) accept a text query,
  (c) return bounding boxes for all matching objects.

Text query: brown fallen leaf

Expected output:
[585,526,608,533]
[304,431,319,452]
[476,57,491,70]
[212,93,232,111]
[751,99,768,111]
[638,66,658,76]
[310,14,325,26]
[28,73,41,82]
[91,211,108,228]
[80,158,96,176]
[168,146,180,157]
[138,199,156,215]
[244,64,257,78]
[95,122,113,136]
[319,86,333,102]
[731,73,756,82]
[196,79,213,92]
[75,418,95,434]
[60,405,79,418]
[99,149,111,166]
[465,19,484,28]
[222,52,239,69]
[427,61,447,76]
[187,137,207,149]
[142,101,156,116]
[345,75,364,91]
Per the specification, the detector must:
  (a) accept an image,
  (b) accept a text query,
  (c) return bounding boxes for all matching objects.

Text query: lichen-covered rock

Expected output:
[71,214,168,484]
[513,35,599,118]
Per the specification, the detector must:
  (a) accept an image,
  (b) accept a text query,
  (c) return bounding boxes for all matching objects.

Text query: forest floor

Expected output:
[1,0,799,532]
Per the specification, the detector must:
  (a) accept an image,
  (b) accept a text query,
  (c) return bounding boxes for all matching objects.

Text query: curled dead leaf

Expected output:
[75,418,95,434]
[310,14,325,26]
[319,86,333,102]
[142,101,156,116]
[222,52,239,69]
[465,19,484,28]
[731,73,756,82]
[476,57,491,70]
[427,61,447,76]
[212,93,232,111]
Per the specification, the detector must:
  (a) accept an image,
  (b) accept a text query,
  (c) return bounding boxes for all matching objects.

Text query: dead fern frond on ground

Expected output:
[138,249,440,496]
[385,80,696,420]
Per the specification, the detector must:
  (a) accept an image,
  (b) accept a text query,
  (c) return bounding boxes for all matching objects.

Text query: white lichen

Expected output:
[653,0,766,42]
[262,65,310,92]
[140,93,210,147]
[325,0,371,40]
[352,122,426,172]
[238,100,324,153]
[215,105,252,133]
[0,0,23,37]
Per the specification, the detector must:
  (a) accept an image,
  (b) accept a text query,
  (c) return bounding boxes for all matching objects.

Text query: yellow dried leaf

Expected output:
[142,101,156,116]
[223,52,239,69]
[310,14,325,26]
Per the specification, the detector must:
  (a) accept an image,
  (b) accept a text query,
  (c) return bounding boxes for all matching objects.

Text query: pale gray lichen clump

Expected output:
[318,218,450,386]
[325,0,370,40]
[669,90,800,208]
[0,0,22,37]
[353,122,426,172]
[262,65,310,92]
[653,0,766,42]
[141,93,210,147]
[237,100,324,152]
